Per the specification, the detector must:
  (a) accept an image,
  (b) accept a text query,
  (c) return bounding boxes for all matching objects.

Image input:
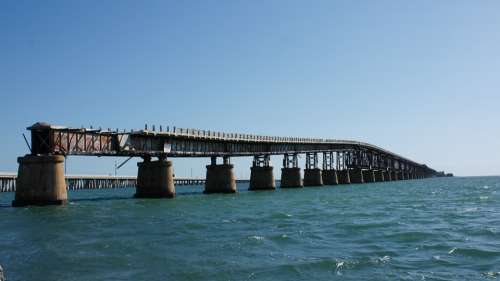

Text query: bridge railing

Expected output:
[26,122,438,175]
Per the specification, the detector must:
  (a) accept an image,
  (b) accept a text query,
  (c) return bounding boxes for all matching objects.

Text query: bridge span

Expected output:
[0,174,211,193]
[12,122,448,207]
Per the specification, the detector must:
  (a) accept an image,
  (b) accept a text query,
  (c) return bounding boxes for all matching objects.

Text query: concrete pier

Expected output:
[322,169,338,185]
[303,168,323,187]
[374,170,385,182]
[204,162,237,193]
[204,157,236,193]
[363,169,376,183]
[135,159,175,198]
[280,168,303,188]
[349,168,364,184]
[337,169,351,184]
[249,166,275,191]
[13,155,68,207]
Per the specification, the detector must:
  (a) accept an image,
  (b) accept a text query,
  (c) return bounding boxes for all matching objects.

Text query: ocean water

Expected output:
[1,177,500,281]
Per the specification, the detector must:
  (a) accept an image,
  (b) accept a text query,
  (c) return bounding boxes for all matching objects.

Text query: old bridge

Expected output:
[12,122,446,207]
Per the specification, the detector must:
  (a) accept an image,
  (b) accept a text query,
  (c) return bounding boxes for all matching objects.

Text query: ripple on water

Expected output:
[1,177,500,281]
[268,212,294,219]
[268,233,292,243]
[382,230,437,243]
[452,247,500,258]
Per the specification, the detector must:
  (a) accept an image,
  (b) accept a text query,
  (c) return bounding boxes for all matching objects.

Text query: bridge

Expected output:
[12,122,447,207]
[0,173,211,193]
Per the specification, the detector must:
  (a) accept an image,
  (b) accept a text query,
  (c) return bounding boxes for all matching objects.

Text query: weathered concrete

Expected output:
[249,166,275,191]
[337,169,351,184]
[13,155,68,207]
[204,164,237,193]
[135,160,175,198]
[303,168,323,187]
[322,169,338,185]
[280,167,303,188]
[349,168,364,184]
[374,170,385,182]
[363,169,376,183]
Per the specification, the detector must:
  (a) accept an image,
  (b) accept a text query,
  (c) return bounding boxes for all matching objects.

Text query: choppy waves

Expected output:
[1,177,500,280]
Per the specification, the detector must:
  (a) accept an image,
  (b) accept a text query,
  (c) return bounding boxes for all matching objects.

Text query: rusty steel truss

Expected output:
[26,122,438,176]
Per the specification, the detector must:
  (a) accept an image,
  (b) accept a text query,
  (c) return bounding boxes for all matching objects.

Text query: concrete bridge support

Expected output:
[205,157,237,193]
[349,168,364,184]
[13,155,68,207]
[337,170,350,184]
[322,169,338,185]
[303,169,323,186]
[250,167,275,190]
[321,152,338,185]
[374,170,385,182]
[135,157,175,198]
[281,168,302,188]
[249,155,275,191]
[303,152,323,186]
[281,154,303,188]
[363,169,376,183]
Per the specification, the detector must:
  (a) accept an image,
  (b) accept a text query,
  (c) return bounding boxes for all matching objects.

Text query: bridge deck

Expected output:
[27,122,433,172]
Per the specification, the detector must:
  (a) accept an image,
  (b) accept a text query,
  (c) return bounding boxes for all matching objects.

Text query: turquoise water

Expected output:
[1,177,500,280]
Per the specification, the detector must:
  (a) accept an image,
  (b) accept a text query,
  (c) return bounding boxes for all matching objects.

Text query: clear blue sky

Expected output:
[1,0,499,177]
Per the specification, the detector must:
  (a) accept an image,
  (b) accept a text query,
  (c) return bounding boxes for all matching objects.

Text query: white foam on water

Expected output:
[378,256,391,264]
[335,260,345,276]
[462,207,478,213]
[480,196,489,200]
[249,235,264,241]
[484,271,500,278]
[448,248,457,254]
[483,185,490,189]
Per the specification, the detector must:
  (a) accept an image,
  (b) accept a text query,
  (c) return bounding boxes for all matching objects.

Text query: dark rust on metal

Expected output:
[26,122,438,176]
